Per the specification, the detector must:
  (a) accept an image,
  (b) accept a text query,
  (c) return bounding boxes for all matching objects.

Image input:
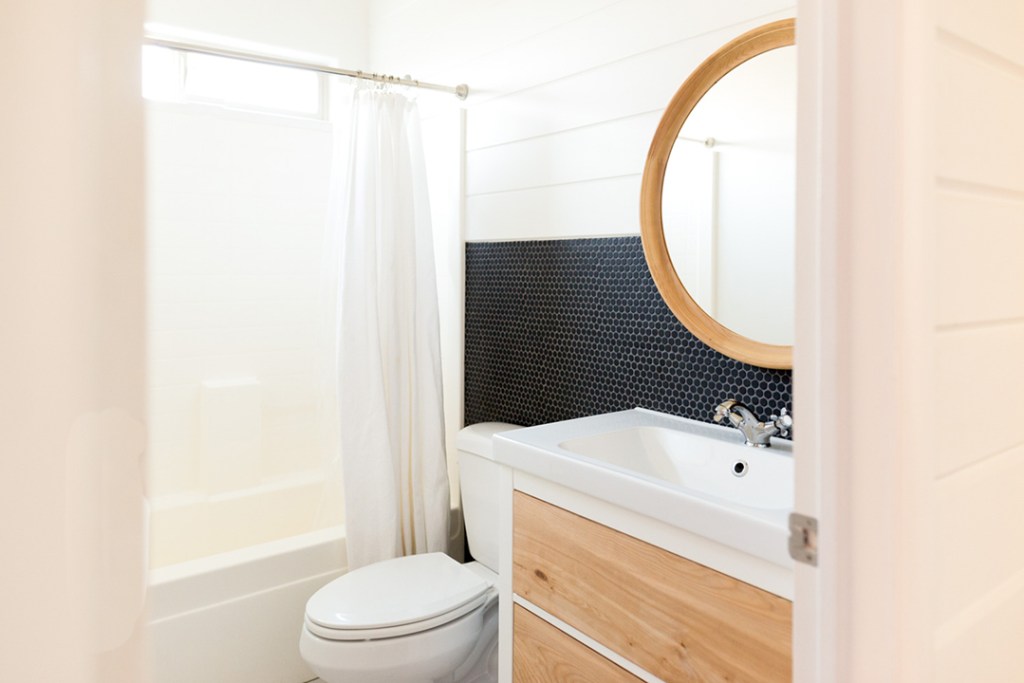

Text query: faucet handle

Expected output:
[713,399,738,424]
[770,408,793,437]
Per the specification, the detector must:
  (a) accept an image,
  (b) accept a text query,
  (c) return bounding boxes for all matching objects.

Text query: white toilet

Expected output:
[300,422,519,683]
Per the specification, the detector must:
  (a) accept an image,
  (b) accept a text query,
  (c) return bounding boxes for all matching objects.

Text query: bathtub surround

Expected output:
[199,378,263,493]
[464,236,792,428]
[145,94,337,564]
[333,87,450,570]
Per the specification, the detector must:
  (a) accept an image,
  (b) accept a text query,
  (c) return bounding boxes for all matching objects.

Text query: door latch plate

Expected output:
[788,512,818,566]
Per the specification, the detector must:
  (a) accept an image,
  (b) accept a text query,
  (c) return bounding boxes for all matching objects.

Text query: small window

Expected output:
[142,44,325,119]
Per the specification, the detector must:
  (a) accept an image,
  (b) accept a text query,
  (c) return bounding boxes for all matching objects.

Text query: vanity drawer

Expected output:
[513,605,643,683]
[512,491,792,683]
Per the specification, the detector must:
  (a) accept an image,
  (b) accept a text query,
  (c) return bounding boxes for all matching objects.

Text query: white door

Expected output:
[795,0,1024,680]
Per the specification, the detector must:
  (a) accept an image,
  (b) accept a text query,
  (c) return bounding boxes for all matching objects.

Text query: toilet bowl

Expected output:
[300,553,498,683]
[299,422,518,683]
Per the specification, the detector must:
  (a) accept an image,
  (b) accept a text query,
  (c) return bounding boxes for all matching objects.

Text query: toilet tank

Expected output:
[456,422,520,573]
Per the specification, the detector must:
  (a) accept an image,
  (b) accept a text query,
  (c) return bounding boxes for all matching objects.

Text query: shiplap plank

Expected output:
[937,0,1024,69]
[935,324,1024,475]
[936,44,1024,193]
[466,111,660,196]
[936,569,1024,683]
[935,189,1024,327]
[369,0,620,77]
[466,16,787,150]
[935,443,1024,623]
[465,175,640,240]
[367,0,418,24]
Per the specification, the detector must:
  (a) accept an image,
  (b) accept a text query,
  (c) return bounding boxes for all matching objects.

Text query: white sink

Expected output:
[493,408,794,572]
[560,424,792,510]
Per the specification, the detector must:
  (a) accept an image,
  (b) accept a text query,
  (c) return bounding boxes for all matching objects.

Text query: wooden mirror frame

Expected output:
[640,18,795,370]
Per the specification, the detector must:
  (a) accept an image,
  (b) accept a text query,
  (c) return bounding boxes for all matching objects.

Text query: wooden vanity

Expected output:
[507,490,792,682]
[490,410,795,682]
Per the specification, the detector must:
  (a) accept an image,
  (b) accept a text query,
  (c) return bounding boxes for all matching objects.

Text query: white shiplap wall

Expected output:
[931,0,1024,678]
[369,0,796,241]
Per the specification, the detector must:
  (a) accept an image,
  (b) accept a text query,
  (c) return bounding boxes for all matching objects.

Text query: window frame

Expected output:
[142,44,330,121]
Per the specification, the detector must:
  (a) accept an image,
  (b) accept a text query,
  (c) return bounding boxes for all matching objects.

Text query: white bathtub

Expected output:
[147,526,346,683]
[149,470,338,568]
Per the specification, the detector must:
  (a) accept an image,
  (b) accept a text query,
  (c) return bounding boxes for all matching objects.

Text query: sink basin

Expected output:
[559,424,792,510]
[493,408,794,573]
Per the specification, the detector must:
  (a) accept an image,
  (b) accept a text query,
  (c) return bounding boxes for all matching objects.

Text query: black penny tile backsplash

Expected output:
[464,236,792,429]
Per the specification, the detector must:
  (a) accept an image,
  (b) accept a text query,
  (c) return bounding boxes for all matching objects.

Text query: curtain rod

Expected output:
[144,36,469,100]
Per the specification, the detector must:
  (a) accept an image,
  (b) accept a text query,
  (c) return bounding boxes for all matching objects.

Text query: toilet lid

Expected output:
[305,553,493,636]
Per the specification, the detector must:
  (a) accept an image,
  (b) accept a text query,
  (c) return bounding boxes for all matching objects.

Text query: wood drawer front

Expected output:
[513,491,792,683]
[513,604,644,683]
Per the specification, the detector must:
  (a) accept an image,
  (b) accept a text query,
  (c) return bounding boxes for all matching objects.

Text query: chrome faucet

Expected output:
[713,399,792,448]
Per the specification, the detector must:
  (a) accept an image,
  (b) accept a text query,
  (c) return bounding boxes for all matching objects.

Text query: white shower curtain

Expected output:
[330,85,450,570]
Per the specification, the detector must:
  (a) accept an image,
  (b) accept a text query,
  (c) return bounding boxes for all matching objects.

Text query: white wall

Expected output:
[0,0,147,680]
[146,0,368,65]
[370,0,796,242]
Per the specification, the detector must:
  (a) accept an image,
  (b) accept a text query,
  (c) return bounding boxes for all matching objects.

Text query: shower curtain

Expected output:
[328,85,450,570]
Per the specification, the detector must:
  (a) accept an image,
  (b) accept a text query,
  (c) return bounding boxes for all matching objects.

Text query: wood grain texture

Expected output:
[639,19,795,369]
[513,492,792,682]
[513,604,644,683]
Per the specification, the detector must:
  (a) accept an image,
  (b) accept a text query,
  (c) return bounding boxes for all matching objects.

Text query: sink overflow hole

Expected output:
[732,460,748,477]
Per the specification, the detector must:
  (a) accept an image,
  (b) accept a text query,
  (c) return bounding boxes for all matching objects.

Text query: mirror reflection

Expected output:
[662,45,796,347]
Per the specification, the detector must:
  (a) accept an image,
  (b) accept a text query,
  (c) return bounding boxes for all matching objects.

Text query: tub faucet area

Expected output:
[713,399,792,447]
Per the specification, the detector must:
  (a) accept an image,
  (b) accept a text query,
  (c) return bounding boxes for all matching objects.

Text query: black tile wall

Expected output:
[464,236,792,429]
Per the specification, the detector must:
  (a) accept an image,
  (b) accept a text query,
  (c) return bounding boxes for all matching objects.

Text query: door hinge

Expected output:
[788,512,818,566]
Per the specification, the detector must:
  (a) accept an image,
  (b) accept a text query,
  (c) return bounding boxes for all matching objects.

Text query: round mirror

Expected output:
[640,19,795,369]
